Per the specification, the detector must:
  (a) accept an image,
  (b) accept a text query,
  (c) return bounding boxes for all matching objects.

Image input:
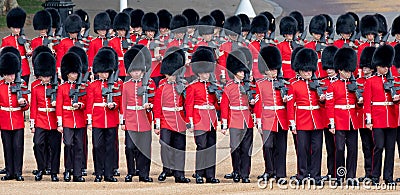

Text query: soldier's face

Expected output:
[339,70,351,79]
[396,34,400,40]
[117,30,126,37]
[284,34,293,40]
[187,27,195,34]
[39,29,47,36]
[145,31,155,39]
[39,76,51,84]
[69,33,78,39]
[175,33,185,39]
[341,33,351,39]
[3,74,15,83]
[312,33,321,40]
[266,69,277,78]
[235,71,245,80]
[133,27,142,34]
[160,28,169,35]
[326,69,336,77]
[68,72,78,81]
[129,70,143,80]
[202,34,213,41]
[98,72,109,80]
[299,70,312,80]
[10,27,20,35]
[363,67,373,76]
[254,33,264,40]
[198,72,210,81]
[242,31,249,37]
[366,34,375,41]
[97,30,107,37]
[377,66,388,75]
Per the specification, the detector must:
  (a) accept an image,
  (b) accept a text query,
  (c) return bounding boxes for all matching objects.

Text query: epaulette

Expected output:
[366,75,375,80]
[188,79,199,86]
[31,82,42,89]
[257,77,268,83]
[225,80,234,87]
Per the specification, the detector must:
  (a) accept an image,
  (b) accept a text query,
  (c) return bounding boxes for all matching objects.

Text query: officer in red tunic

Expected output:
[0,52,29,181]
[248,15,269,80]
[87,48,122,182]
[88,12,111,71]
[1,7,30,85]
[220,50,254,183]
[357,46,376,182]
[333,13,359,49]
[358,15,380,77]
[186,48,220,184]
[30,52,61,182]
[364,45,399,185]
[56,52,86,182]
[326,47,360,186]
[277,16,298,80]
[287,48,325,185]
[254,46,289,184]
[130,9,144,44]
[305,15,327,79]
[30,10,52,51]
[154,47,191,183]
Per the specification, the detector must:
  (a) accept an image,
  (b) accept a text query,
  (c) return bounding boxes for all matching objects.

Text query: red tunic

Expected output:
[88,37,108,71]
[333,38,360,49]
[138,38,163,78]
[277,40,296,79]
[55,38,76,71]
[220,80,254,129]
[56,81,86,128]
[1,35,31,76]
[357,41,377,77]
[167,38,194,78]
[248,40,264,80]
[304,40,327,78]
[356,77,368,128]
[389,41,400,77]
[30,82,57,130]
[0,80,29,130]
[86,79,122,128]
[108,36,128,77]
[320,76,338,128]
[254,78,288,131]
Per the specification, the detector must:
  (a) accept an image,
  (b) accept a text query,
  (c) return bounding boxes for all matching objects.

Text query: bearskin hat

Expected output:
[182,8,199,26]
[157,9,172,29]
[0,46,21,60]
[142,12,159,33]
[260,11,275,32]
[102,47,119,71]
[74,9,90,29]
[61,52,82,81]
[279,16,297,36]
[170,14,188,34]
[0,52,20,76]
[132,44,152,71]
[391,15,400,36]
[46,8,60,29]
[360,15,379,38]
[122,7,134,15]
[161,46,185,75]
[359,47,376,69]
[6,7,26,28]
[34,52,56,77]
[198,15,215,36]
[372,44,394,68]
[294,48,318,72]
[336,13,355,35]
[393,44,400,68]
[105,9,117,25]
[237,14,250,32]
[323,14,334,36]
[334,47,357,72]
[237,47,252,70]
[321,46,338,70]
[93,47,116,74]
[124,47,146,73]
[346,12,360,33]
[258,46,282,74]
[224,16,241,36]
[227,50,248,78]
[130,9,144,28]
[33,10,52,31]
[251,15,269,34]
[68,46,88,73]
[32,46,52,76]
[64,14,82,33]
[289,11,304,33]
[375,13,388,36]
[191,47,215,74]
[291,46,304,71]
[309,14,327,35]
[210,9,225,28]
[94,12,111,34]
[113,12,130,31]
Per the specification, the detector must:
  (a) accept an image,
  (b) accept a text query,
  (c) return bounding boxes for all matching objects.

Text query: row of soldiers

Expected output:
[2,6,400,186]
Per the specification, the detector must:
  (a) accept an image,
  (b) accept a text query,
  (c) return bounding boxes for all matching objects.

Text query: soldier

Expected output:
[287,48,325,185]
[237,14,251,44]
[186,47,220,184]
[182,8,199,44]
[289,11,307,45]
[305,15,327,79]
[194,15,217,51]
[333,13,358,49]
[130,9,145,44]
[1,7,30,85]
[346,12,361,42]
[74,9,92,47]
[154,47,190,183]
[260,11,278,45]
[254,46,289,184]
[277,16,298,80]
[157,9,172,41]
[210,9,226,45]
[87,48,122,182]
[375,13,388,44]
[30,10,52,51]
[326,47,360,186]
[322,14,334,44]
[357,46,376,182]
[30,52,61,182]
[105,9,117,37]
[0,51,29,181]
[364,45,398,185]
[358,15,379,77]
[46,8,61,37]
[56,52,86,182]
[88,12,112,71]
[108,12,131,80]
[248,14,269,80]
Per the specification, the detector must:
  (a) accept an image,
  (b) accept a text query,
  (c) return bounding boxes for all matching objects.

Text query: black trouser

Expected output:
[92,127,117,177]
[334,129,358,179]
[82,128,88,170]
[371,128,397,180]
[33,128,62,174]
[296,130,323,180]
[396,126,400,158]
[262,127,288,178]
[359,128,374,177]
[194,128,217,179]
[160,128,186,177]
[125,132,137,176]
[63,127,84,177]
[324,128,335,176]
[125,131,152,177]
[1,129,24,176]
[114,130,119,171]
[230,127,253,178]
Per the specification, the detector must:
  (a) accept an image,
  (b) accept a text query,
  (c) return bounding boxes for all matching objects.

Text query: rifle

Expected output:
[207,73,223,102]
[175,66,187,95]
[149,36,168,59]
[273,71,290,99]
[347,74,363,100]
[75,33,89,51]
[265,31,276,45]
[137,68,155,105]
[308,73,327,97]
[327,30,335,44]
[102,31,111,47]
[345,30,358,49]
[101,70,121,104]
[295,26,308,46]
[121,30,133,49]
[10,70,31,101]
[383,70,400,99]
[68,73,87,104]
[46,70,59,103]
[17,28,32,56]
[241,72,256,102]
[380,28,392,45]
[316,35,326,52]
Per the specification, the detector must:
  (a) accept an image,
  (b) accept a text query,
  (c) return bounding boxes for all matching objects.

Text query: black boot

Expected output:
[51,174,59,182]
[73,176,85,182]
[175,176,191,183]
[63,170,71,182]
[125,175,133,182]
[34,170,43,181]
